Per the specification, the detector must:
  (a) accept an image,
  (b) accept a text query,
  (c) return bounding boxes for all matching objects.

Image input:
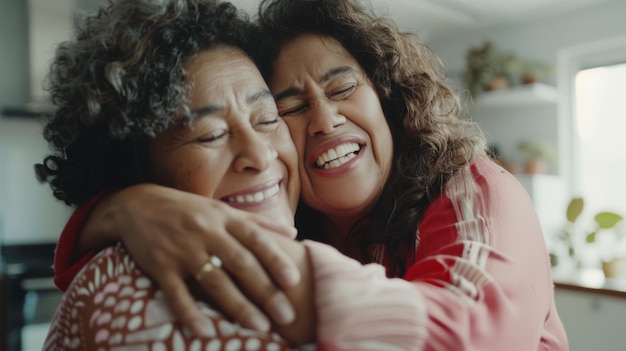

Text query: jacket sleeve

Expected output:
[53,191,110,292]
[303,159,567,351]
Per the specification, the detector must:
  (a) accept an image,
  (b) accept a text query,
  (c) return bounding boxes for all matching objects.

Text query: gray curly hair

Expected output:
[35,0,258,206]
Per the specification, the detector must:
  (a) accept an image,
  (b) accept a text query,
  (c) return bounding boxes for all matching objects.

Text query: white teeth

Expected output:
[328,148,338,160]
[227,184,279,204]
[315,142,361,169]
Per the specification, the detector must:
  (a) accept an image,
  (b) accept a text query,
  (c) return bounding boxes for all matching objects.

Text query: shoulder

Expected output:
[438,157,531,212]
[419,157,536,244]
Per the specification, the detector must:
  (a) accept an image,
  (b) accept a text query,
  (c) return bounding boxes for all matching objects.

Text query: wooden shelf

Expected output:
[472,83,557,108]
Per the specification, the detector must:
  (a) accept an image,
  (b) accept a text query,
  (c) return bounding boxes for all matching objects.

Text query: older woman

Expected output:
[38,0,320,349]
[46,0,568,350]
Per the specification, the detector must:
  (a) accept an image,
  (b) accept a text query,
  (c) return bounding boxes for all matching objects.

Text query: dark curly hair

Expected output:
[35,0,258,206]
[257,0,488,276]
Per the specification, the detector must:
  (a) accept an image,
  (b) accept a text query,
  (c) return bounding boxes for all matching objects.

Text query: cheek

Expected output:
[160,154,219,197]
[374,122,394,178]
[176,159,218,196]
[283,120,307,156]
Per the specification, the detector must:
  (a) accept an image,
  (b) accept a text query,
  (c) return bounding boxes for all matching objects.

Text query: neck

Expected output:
[320,209,366,247]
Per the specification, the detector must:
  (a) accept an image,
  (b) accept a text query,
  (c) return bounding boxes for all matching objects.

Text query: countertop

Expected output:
[552,267,626,298]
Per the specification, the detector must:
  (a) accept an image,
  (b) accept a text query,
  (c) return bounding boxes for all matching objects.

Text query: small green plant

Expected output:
[464,42,554,97]
[519,59,555,85]
[464,42,516,97]
[517,140,558,164]
[517,140,558,174]
[556,197,624,267]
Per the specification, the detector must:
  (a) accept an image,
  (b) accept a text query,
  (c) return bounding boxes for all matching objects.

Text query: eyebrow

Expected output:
[190,89,273,117]
[273,65,359,101]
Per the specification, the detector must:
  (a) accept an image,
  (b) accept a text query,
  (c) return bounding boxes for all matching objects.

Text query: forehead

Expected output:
[270,33,362,86]
[186,46,268,101]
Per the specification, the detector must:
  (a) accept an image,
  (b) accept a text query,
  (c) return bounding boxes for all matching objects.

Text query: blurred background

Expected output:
[1,0,625,349]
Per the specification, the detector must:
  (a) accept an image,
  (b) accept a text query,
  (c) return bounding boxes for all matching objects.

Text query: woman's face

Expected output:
[269,33,393,221]
[149,46,300,230]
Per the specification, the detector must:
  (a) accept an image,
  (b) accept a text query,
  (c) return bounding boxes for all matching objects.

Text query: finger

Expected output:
[215,232,296,326]
[157,271,215,337]
[193,259,272,332]
[250,213,299,239]
[227,218,301,288]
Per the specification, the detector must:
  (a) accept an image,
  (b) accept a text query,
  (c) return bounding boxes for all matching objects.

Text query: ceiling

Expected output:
[230,0,611,38]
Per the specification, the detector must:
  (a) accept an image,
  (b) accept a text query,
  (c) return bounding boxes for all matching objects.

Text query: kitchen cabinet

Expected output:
[555,287,626,350]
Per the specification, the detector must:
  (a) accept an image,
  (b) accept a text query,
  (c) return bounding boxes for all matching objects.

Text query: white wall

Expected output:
[28,0,75,105]
[0,116,72,245]
[0,0,30,109]
[428,0,626,78]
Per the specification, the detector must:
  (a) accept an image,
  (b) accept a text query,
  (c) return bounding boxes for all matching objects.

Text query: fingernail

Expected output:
[246,313,270,332]
[191,317,213,338]
[280,265,300,287]
[273,294,295,325]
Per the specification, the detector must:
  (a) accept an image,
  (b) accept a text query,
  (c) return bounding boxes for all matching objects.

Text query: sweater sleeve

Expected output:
[403,158,567,350]
[303,158,567,351]
[53,191,110,292]
[303,240,428,351]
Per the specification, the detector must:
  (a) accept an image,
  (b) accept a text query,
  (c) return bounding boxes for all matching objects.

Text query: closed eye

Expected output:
[329,84,356,100]
[256,116,281,130]
[279,103,309,117]
[197,130,228,143]
[259,117,280,126]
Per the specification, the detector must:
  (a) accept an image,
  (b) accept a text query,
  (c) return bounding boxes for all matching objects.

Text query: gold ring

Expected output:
[194,255,222,281]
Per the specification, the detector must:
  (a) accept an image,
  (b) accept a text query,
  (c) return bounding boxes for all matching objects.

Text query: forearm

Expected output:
[268,235,316,346]
[74,190,123,258]
[76,183,187,258]
[303,240,428,350]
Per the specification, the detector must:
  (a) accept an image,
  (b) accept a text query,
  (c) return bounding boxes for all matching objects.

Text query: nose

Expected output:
[307,98,346,136]
[233,129,278,173]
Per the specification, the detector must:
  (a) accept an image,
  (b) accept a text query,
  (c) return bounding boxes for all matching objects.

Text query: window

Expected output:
[574,63,626,217]
[557,37,626,268]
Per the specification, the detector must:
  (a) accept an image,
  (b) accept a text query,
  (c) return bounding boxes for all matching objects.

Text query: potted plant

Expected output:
[556,197,625,277]
[517,140,557,174]
[519,60,555,85]
[464,42,517,97]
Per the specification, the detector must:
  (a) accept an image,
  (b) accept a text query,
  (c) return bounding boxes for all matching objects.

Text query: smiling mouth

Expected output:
[222,183,280,204]
[314,142,362,169]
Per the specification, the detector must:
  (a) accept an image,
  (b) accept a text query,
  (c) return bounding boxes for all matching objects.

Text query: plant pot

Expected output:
[486,76,509,91]
[524,159,548,174]
[602,258,626,278]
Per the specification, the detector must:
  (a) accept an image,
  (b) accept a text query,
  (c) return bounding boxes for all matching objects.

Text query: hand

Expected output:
[81,184,301,336]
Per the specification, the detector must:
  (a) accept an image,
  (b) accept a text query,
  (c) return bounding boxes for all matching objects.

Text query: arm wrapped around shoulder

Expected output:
[303,240,428,351]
